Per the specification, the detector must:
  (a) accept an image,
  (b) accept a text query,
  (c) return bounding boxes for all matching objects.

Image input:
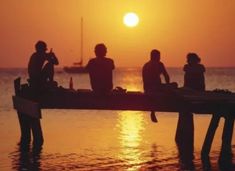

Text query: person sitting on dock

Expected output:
[183,53,205,91]
[142,49,177,93]
[86,43,115,94]
[175,53,206,159]
[28,40,59,90]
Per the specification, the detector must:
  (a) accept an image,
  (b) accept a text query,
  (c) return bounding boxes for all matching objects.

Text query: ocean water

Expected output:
[0,67,234,171]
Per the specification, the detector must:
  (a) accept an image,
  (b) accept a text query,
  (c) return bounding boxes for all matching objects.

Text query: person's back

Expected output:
[184,53,205,91]
[143,61,166,91]
[86,43,115,93]
[142,49,170,93]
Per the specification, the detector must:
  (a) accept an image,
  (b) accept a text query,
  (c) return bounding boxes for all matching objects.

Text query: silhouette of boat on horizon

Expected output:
[63,18,88,74]
[63,61,88,73]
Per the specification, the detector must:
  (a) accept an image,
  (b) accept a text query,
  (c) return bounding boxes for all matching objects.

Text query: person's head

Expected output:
[95,43,107,58]
[187,53,201,65]
[35,41,47,53]
[150,49,160,62]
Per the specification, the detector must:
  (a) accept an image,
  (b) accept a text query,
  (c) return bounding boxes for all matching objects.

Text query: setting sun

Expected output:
[123,12,139,27]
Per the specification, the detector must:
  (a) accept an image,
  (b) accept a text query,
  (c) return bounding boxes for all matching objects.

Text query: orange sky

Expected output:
[0,0,235,67]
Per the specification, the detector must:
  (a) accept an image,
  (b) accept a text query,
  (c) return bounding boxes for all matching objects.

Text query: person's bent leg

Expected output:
[42,62,54,82]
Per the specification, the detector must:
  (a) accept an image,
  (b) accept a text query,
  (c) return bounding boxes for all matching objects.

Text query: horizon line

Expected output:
[1,66,235,69]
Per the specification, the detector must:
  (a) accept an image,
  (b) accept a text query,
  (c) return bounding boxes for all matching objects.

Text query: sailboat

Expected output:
[64,18,88,73]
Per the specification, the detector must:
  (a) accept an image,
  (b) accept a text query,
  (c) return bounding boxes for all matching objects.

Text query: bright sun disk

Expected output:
[123,12,139,27]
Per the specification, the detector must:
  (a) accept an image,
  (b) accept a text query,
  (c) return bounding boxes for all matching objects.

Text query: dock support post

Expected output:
[14,77,44,147]
[175,112,195,170]
[17,112,31,145]
[175,112,194,145]
[218,114,234,170]
[14,78,31,146]
[201,114,221,157]
[220,114,234,155]
[31,117,44,147]
[17,111,44,147]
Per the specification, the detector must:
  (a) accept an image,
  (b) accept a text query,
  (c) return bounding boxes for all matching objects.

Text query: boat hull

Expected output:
[63,66,88,73]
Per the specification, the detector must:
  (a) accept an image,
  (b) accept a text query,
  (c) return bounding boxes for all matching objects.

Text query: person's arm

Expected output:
[162,63,170,84]
[47,49,59,65]
[52,54,59,65]
[111,59,115,70]
[85,59,92,71]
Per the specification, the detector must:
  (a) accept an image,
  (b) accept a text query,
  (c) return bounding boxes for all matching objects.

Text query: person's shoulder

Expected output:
[159,61,166,69]
[88,57,96,63]
[143,61,150,68]
[30,52,38,60]
[198,63,205,71]
[31,52,38,57]
[105,57,114,62]
[86,57,96,67]
[198,63,205,68]
[159,61,165,66]
[183,64,189,71]
[142,62,147,69]
[104,57,115,65]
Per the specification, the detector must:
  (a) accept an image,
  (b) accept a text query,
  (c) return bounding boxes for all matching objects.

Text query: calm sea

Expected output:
[0,67,234,171]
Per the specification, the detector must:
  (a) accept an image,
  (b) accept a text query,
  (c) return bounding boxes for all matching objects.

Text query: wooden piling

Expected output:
[31,118,44,146]
[14,78,43,146]
[17,112,31,145]
[14,78,30,145]
[175,112,194,145]
[219,114,234,159]
[218,114,234,170]
[201,114,221,157]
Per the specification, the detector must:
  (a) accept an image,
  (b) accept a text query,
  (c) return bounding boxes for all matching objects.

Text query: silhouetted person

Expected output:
[142,49,177,93]
[28,40,59,90]
[18,41,59,148]
[183,53,205,91]
[176,53,206,167]
[142,49,177,122]
[86,43,115,94]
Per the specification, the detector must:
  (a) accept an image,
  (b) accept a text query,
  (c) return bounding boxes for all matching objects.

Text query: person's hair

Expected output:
[187,53,201,64]
[95,43,107,57]
[150,49,160,61]
[35,41,47,52]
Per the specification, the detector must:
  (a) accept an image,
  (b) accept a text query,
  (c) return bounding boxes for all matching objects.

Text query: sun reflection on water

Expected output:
[116,111,146,170]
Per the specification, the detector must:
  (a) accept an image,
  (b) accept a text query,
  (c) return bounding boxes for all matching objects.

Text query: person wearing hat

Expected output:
[183,53,205,91]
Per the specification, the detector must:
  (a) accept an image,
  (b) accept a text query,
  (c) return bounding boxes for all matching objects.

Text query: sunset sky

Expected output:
[0,0,235,68]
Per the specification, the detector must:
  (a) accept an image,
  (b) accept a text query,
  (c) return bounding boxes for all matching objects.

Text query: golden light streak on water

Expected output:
[117,111,146,170]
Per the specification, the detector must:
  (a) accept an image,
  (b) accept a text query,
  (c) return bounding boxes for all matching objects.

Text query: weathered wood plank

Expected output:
[13,84,235,115]
[34,88,235,114]
[12,96,41,119]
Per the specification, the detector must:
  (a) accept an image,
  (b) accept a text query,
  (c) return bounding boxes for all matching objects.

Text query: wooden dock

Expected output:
[12,77,235,166]
[13,85,235,117]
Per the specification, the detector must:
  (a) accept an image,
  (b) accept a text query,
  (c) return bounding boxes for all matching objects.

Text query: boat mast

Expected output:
[80,17,83,65]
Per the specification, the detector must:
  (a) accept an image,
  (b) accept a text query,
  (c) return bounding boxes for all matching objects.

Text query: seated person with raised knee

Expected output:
[28,41,59,90]
[183,53,205,91]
